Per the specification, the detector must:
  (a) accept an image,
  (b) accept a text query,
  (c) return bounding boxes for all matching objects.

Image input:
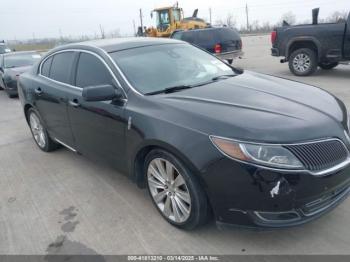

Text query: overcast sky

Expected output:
[0,0,349,40]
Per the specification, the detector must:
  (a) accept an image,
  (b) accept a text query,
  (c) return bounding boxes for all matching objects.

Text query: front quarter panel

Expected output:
[18,71,37,114]
[125,94,221,187]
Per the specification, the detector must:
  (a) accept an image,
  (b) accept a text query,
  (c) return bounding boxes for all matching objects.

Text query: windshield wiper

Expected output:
[146,85,195,95]
[212,74,237,81]
[145,76,235,96]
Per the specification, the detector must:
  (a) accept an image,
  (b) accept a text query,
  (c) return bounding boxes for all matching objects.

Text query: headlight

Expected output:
[210,136,304,169]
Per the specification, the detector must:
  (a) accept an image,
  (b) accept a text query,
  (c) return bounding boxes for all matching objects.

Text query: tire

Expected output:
[27,108,59,152]
[319,62,338,70]
[145,149,209,230]
[288,48,318,76]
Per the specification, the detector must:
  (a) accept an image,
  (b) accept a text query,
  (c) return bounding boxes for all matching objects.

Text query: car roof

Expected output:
[65,37,183,53]
[175,27,236,34]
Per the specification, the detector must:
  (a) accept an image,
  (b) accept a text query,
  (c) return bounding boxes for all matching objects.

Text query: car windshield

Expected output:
[109,43,235,94]
[4,53,41,68]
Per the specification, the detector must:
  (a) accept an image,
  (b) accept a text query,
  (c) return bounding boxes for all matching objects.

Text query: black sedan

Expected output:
[0,51,41,98]
[18,38,350,230]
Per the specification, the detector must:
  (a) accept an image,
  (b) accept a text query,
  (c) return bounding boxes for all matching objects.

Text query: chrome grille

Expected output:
[284,139,349,171]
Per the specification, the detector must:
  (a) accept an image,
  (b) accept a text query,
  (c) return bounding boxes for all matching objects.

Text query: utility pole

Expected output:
[245,3,250,32]
[133,20,137,36]
[209,8,212,25]
[139,9,144,35]
[99,24,105,39]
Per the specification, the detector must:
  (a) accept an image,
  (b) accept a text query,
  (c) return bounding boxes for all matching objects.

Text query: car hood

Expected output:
[154,71,348,143]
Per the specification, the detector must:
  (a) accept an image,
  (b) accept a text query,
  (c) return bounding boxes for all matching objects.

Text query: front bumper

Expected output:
[202,158,350,228]
[4,80,18,95]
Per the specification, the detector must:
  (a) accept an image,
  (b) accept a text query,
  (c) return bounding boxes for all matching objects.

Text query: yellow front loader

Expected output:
[144,4,209,38]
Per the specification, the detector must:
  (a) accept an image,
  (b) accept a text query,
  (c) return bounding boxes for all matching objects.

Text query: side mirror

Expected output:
[82,84,123,102]
[0,67,4,73]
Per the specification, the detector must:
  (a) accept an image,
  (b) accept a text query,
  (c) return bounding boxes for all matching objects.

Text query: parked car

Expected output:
[271,8,350,76]
[0,51,41,97]
[19,38,350,230]
[0,42,12,54]
[171,27,243,64]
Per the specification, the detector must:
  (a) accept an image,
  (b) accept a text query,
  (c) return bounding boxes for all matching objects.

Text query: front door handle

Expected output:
[69,99,80,108]
[34,87,43,95]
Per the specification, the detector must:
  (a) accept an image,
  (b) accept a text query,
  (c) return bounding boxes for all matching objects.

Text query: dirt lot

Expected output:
[0,35,349,256]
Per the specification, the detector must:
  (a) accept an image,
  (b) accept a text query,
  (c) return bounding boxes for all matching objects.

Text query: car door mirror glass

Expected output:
[82,84,120,102]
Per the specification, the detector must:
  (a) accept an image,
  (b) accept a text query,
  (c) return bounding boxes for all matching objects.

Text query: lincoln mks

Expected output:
[18,38,350,229]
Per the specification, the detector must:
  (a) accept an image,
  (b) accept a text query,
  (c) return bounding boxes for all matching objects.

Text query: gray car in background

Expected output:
[0,51,41,98]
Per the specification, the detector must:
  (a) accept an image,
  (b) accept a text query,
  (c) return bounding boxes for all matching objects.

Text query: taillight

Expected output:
[214,44,222,54]
[271,31,277,45]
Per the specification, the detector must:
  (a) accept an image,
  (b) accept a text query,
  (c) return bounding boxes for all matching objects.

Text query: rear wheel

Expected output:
[27,108,59,152]
[319,62,338,70]
[145,149,209,230]
[289,48,318,76]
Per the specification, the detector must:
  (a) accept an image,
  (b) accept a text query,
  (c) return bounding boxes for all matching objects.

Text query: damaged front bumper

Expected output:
[202,158,350,228]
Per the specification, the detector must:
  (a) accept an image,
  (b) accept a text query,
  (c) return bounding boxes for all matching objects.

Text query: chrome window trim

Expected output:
[38,49,128,99]
[209,135,350,177]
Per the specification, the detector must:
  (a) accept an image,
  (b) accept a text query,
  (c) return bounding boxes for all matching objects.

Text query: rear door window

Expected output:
[75,52,113,88]
[195,31,214,45]
[49,52,76,84]
[181,32,195,43]
[217,28,240,41]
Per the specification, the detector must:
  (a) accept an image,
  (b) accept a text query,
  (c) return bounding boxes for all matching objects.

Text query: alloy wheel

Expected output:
[29,113,46,148]
[293,53,311,73]
[147,158,192,223]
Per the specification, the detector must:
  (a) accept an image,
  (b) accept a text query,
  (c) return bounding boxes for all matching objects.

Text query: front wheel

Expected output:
[27,108,59,152]
[319,62,338,70]
[145,149,209,230]
[288,48,318,76]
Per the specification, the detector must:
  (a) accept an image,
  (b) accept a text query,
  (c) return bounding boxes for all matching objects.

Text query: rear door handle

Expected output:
[34,87,43,95]
[69,99,80,108]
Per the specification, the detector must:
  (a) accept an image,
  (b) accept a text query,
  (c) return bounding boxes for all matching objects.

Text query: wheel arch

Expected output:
[132,140,206,191]
[24,103,34,124]
[286,38,321,61]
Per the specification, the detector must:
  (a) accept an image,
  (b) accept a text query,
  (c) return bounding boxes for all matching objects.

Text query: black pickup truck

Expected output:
[271,9,350,76]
